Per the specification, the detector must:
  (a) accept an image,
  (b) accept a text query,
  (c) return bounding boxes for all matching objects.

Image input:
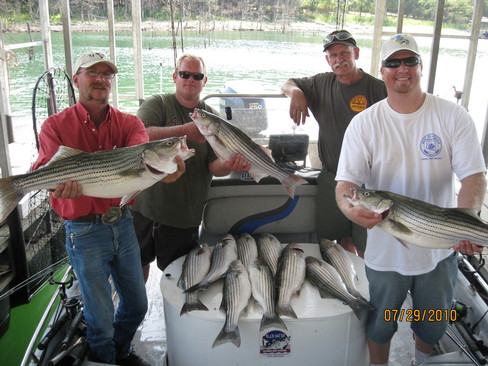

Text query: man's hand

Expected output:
[453,240,483,255]
[224,154,251,172]
[51,180,82,199]
[289,89,310,126]
[162,155,186,183]
[184,122,206,144]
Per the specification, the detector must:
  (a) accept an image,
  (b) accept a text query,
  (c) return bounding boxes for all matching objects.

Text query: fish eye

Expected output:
[167,141,173,146]
[364,192,371,196]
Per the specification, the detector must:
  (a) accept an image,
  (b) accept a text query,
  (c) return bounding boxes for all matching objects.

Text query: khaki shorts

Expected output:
[315,169,367,251]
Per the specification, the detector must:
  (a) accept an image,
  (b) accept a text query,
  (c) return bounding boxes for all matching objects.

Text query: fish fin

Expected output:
[0,176,24,223]
[248,169,269,183]
[180,298,208,316]
[276,303,298,318]
[388,219,413,235]
[455,208,486,221]
[212,325,241,348]
[120,191,140,206]
[260,313,288,331]
[280,173,308,198]
[317,287,331,299]
[350,299,375,320]
[43,146,85,166]
[259,145,275,161]
[184,281,207,293]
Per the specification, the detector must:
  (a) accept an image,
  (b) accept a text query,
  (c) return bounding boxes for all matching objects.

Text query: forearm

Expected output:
[280,80,301,97]
[457,172,487,210]
[146,125,191,141]
[208,158,231,177]
[335,180,360,216]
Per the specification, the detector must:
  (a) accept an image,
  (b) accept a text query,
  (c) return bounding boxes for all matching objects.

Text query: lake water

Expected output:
[3,29,488,168]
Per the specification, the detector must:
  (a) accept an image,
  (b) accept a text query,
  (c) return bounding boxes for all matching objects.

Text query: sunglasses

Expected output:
[178,71,205,81]
[323,30,356,48]
[382,57,421,68]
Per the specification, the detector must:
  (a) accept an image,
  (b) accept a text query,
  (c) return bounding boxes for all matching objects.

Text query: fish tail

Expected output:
[212,325,241,348]
[275,303,298,319]
[260,313,288,331]
[350,299,375,320]
[281,173,308,198]
[0,176,24,223]
[179,298,209,316]
[184,281,208,293]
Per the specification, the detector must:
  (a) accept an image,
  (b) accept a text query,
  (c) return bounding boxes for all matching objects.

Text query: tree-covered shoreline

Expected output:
[0,0,484,34]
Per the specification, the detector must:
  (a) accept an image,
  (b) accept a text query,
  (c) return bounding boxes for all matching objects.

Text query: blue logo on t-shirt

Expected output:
[420,133,442,158]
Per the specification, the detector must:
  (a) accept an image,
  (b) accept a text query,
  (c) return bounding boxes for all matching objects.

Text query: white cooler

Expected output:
[160,243,370,366]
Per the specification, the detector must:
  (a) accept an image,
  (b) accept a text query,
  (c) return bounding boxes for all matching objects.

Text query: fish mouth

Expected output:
[145,163,166,175]
[190,108,200,120]
[178,136,195,153]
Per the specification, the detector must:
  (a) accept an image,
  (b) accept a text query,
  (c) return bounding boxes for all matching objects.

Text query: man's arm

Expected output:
[280,80,309,126]
[335,180,383,229]
[453,172,487,254]
[146,123,205,144]
[208,154,251,177]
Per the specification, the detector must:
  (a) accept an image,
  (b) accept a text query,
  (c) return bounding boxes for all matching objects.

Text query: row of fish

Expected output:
[176,234,374,348]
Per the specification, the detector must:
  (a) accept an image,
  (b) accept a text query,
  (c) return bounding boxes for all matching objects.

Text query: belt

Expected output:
[72,207,127,223]
[72,213,103,222]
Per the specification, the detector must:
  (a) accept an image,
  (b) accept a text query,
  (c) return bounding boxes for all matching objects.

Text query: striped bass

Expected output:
[0,136,194,222]
[177,243,212,316]
[305,256,374,320]
[190,108,308,198]
[236,233,258,271]
[248,258,287,331]
[275,243,306,318]
[256,233,283,276]
[212,260,252,348]
[319,238,364,299]
[344,188,488,249]
[185,234,238,292]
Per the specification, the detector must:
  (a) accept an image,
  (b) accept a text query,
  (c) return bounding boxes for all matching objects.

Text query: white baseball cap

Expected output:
[381,34,420,61]
[73,52,118,76]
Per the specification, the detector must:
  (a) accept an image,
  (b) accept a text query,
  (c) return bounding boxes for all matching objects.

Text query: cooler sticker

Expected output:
[260,330,291,356]
[350,95,368,113]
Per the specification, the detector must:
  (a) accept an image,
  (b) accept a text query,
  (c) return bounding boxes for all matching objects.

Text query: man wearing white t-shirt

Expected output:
[335,34,486,366]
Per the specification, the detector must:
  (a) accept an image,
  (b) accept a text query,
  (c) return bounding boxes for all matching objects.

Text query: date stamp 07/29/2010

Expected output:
[383,308,457,322]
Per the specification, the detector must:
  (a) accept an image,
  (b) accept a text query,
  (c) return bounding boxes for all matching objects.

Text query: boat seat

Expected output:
[199,189,317,245]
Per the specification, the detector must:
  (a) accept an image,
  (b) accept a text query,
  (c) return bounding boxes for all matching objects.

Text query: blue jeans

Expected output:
[65,209,148,363]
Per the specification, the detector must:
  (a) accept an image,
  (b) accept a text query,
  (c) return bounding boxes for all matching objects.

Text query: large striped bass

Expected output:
[185,234,238,292]
[305,256,374,320]
[190,108,308,198]
[212,260,252,348]
[256,233,283,276]
[319,238,364,300]
[275,243,306,318]
[177,243,212,316]
[248,258,287,331]
[0,136,195,222]
[344,188,488,249]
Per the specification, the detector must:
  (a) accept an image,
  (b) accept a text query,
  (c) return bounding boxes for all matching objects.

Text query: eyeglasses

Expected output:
[81,69,115,80]
[382,57,421,68]
[178,71,205,81]
[323,30,356,48]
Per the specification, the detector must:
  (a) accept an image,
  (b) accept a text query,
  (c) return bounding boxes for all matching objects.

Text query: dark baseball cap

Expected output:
[323,30,357,52]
